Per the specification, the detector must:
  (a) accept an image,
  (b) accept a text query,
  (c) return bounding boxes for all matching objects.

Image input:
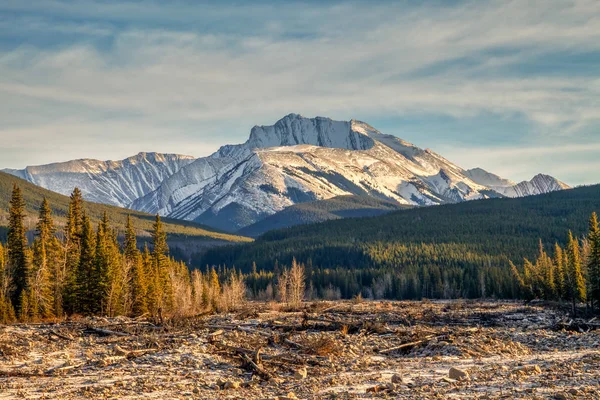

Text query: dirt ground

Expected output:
[1,300,599,399]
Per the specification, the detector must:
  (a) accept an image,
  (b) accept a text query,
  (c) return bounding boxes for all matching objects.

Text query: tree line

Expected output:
[511,212,600,315]
[1,184,599,323]
[0,185,245,323]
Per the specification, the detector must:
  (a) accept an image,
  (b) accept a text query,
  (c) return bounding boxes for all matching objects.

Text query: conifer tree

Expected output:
[587,212,600,311]
[29,198,58,319]
[143,242,160,315]
[209,267,220,309]
[96,213,125,316]
[151,215,169,313]
[553,243,565,300]
[76,213,96,314]
[7,184,29,318]
[63,188,84,314]
[0,242,16,323]
[126,216,147,316]
[536,240,555,300]
[191,269,204,312]
[565,231,586,316]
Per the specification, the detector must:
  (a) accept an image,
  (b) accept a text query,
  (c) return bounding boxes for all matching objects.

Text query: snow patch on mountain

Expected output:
[496,174,570,198]
[2,115,571,232]
[3,152,195,207]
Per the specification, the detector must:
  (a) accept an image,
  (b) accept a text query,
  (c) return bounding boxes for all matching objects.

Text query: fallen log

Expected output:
[240,352,272,381]
[83,327,130,337]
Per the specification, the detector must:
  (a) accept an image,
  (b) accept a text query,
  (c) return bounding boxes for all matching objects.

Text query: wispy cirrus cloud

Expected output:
[0,0,599,184]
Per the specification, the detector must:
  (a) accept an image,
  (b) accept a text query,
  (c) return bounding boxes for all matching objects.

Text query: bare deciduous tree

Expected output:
[288,258,305,309]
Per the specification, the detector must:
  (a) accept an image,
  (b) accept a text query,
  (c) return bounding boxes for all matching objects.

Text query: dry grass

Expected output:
[297,333,342,356]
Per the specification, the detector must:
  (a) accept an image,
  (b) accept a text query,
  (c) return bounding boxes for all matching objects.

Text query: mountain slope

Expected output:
[4,115,570,233]
[0,171,250,245]
[3,152,195,208]
[137,115,519,231]
[238,195,410,237]
[201,184,600,272]
[466,168,569,198]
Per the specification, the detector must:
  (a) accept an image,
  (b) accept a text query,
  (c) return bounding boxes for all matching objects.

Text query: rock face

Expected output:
[3,152,195,208]
[3,114,570,232]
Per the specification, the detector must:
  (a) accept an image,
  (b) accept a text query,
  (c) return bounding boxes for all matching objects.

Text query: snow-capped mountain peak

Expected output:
[3,153,195,208]
[3,115,570,232]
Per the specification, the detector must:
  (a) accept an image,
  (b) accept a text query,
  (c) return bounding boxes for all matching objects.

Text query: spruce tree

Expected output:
[63,188,84,314]
[587,212,600,311]
[209,267,220,309]
[7,184,29,317]
[151,215,169,313]
[29,198,58,319]
[0,242,16,323]
[143,243,160,315]
[565,231,586,316]
[125,216,147,316]
[536,240,555,300]
[95,212,124,316]
[553,243,566,300]
[76,213,96,314]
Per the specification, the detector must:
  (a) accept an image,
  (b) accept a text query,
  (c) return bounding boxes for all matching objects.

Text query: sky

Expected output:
[0,0,599,185]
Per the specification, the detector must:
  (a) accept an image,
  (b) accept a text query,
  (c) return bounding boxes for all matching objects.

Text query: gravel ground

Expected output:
[1,300,599,399]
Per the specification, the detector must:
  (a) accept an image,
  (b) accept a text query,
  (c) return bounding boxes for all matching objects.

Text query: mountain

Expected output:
[3,115,570,233]
[0,171,251,255]
[3,152,195,208]
[133,115,511,231]
[465,167,516,189]
[201,184,600,273]
[496,174,570,198]
[238,195,410,237]
[466,168,569,198]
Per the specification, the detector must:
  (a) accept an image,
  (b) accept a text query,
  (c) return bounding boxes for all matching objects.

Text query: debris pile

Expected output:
[1,301,599,399]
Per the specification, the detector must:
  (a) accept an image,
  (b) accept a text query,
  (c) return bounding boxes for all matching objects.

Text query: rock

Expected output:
[554,394,568,400]
[294,367,308,380]
[112,345,128,356]
[224,381,240,389]
[449,367,469,380]
[276,393,298,400]
[513,364,542,375]
[568,388,579,395]
[391,374,403,384]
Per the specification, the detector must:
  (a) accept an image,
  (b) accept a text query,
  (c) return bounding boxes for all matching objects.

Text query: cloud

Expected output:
[0,0,599,184]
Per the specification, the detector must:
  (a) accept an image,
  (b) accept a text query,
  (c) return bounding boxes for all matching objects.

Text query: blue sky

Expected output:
[0,0,599,185]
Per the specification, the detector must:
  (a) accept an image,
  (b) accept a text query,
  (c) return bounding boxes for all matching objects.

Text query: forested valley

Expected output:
[1,184,600,323]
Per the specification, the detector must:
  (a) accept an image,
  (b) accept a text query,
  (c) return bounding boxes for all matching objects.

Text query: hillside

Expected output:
[238,195,411,237]
[0,171,251,247]
[202,184,600,281]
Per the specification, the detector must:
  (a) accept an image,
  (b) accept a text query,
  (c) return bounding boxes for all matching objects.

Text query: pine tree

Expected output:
[75,213,96,314]
[209,267,220,309]
[565,231,586,316]
[95,213,124,316]
[142,243,160,315]
[587,212,600,311]
[151,215,169,314]
[553,243,565,300]
[536,240,555,300]
[0,242,16,323]
[7,184,29,318]
[29,198,58,319]
[63,188,84,314]
[126,216,147,316]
